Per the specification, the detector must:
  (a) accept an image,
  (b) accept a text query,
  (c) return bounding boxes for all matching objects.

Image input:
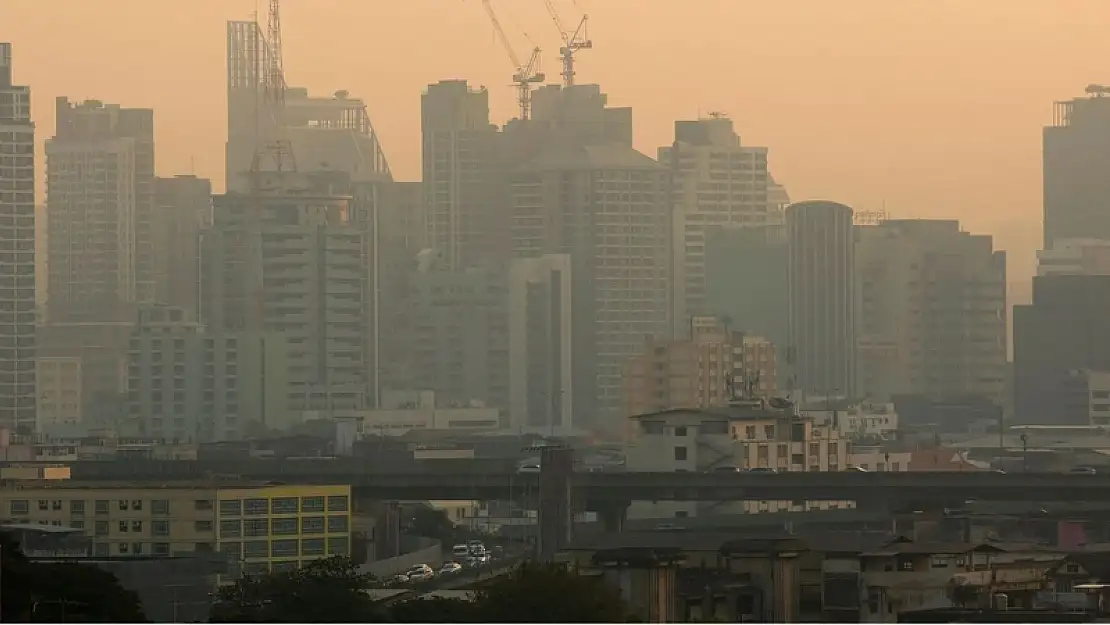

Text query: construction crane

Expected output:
[541,0,592,87]
[481,0,545,120]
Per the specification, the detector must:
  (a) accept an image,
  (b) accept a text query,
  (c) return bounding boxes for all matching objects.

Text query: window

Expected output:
[327,496,349,513]
[271,497,298,515]
[244,540,269,558]
[119,521,129,533]
[327,537,349,556]
[95,500,109,515]
[131,520,143,532]
[152,520,170,537]
[37,500,48,511]
[931,556,950,569]
[271,539,299,557]
[152,499,170,515]
[328,516,349,533]
[244,562,269,576]
[118,500,129,511]
[764,425,775,439]
[95,521,109,536]
[132,542,144,555]
[221,542,242,559]
[131,500,143,511]
[10,500,28,515]
[194,500,213,511]
[301,496,325,513]
[674,426,687,437]
[272,518,298,535]
[301,517,325,534]
[94,543,109,557]
[119,543,129,554]
[153,543,171,556]
[195,520,213,533]
[744,426,756,439]
[899,559,914,571]
[219,500,242,517]
[299,539,325,558]
[673,446,688,461]
[51,500,62,511]
[70,500,85,515]
[244,498,268,516]
[244,519,269,537]
[70,520,85,529]
[220,520,242,538]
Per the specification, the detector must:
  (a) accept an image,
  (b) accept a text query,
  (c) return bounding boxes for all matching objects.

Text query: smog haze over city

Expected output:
[9,1,1110,622]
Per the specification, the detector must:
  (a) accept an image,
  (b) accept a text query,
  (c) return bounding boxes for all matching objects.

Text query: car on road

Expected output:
[844,466,868,472]
[438,561,463,575]
[517,463,541,473]
[746,467,777,474]
[1071,466,1098,475]
[712,465,741,473]
[467,540,486,554]
[451,543,470,558]
[404,564,434,582]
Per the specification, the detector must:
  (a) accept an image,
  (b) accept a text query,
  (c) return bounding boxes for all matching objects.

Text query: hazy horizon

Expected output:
[7,0,1110,290]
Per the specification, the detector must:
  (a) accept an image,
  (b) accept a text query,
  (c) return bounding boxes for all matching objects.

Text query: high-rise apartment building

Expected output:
[200,172,372,415]
[1043,89,1110,247]
[622,316,777,420]
[508,254,573,432]
[46,98,154,321]
[659,116,770,333]
[511,144,672,426]
[153,176,211,318]
[0,43,36,433]
[786,200,856,398]
[856,219,1007,403]
[421,80,503,270]
[1037,238,1110,276]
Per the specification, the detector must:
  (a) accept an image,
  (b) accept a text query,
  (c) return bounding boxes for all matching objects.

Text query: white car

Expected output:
[438,561,463,575]
[404,564,434,582]
[517,463,541,473]
[451,544,470,558]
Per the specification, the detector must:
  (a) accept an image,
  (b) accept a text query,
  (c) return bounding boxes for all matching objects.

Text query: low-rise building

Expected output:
[0,481,351,576]
[624,402,852,517]
[360,390,501,435]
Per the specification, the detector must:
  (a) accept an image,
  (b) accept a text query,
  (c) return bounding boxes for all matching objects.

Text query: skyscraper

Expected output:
[856,219,1007,403]
[421,80,503,270]
[511,144,671,425]
[1043,88,1110,247]
[786,200,855,398]
[46,98,154,321]
[153,175,212,319]
[0,43,36,432]
[660,115,771,335]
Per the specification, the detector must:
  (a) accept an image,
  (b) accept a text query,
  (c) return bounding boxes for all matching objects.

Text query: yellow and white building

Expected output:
[0,482,351,576]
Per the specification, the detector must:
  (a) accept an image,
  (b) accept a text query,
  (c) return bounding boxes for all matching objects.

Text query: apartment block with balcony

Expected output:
[0,482,350,576]
[624,403,852,518]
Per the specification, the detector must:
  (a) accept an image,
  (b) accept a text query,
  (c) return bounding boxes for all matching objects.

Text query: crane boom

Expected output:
[541,0,592,87]
[480,0,545,120]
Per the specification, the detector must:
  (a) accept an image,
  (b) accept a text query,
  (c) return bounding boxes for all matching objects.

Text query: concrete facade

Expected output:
[153,175,211,319]
[0,43,36,433]
[35,356,81,432]
[660,116,771,335]
[856,219,1007,403]
[786,201,856,399]
[1043,91,1110,247]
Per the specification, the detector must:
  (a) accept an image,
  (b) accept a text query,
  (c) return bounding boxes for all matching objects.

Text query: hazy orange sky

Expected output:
[5,0,1110,288]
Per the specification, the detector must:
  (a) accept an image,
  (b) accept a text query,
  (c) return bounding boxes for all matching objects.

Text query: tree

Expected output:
[0,532,146,622]
[470,562,630,623]
[210,556,383,623]
[388,597,481,623]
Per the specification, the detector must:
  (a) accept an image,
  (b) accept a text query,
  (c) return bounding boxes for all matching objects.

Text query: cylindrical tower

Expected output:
[786,200,856,399]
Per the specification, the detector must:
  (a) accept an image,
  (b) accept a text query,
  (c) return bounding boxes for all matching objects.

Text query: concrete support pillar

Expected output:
[538,447,574,561]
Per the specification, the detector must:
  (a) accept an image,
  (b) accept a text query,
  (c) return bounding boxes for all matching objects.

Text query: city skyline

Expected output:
[7,0,1110,288]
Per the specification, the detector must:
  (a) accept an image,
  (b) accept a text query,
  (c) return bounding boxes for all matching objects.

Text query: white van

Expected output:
[451,543,470,557]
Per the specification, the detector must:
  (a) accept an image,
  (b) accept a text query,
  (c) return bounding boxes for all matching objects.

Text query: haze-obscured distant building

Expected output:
[1013,275,1110,425]
[1043,87,1110,248]
[856,219,1006,403]
[46,97,154,320]
[1038,238,1110,276]
[511,143,671,427]
[0,43,36,433]
[508,254,573,432]
[786,201,856,399]
[153,175,211,318]
[660,115,771,335]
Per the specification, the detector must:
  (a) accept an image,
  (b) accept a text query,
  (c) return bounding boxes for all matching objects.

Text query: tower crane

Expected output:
[481,0,545,120]
[542,0,592,87]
